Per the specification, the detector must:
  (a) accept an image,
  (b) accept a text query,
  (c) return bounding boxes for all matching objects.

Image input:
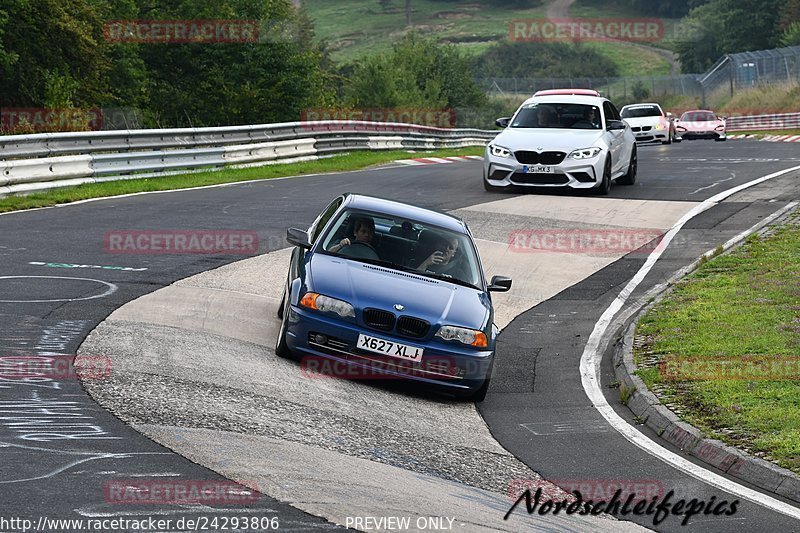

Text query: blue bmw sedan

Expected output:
[275,194,512,401]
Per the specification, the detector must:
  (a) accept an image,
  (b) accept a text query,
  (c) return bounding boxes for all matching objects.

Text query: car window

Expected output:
[318,208,482,289]
[309,197,343,243]
[511,103,601,130]
[621,106,662,118]
[603,101,616,123]
[682,112,717,121]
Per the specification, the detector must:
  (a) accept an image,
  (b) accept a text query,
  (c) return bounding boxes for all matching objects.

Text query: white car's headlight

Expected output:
[568,147,602,159]
[435,325,488,347]
[489,144,513,158]
[300,292,355,318]
[655,122,665,130]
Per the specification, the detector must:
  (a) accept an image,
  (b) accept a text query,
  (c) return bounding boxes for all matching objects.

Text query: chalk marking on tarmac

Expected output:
[580,164,800,520]
[0,276,118,303]
[29,261,147,272]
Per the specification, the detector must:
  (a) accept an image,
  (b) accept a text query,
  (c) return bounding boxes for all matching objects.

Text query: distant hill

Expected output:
[303,0,674,76]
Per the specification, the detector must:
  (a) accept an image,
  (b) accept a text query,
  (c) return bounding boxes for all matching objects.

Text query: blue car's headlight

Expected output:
[568,147,602,159]
[489,144,513,158]
[300,292,355,318]
[436,326,488,347]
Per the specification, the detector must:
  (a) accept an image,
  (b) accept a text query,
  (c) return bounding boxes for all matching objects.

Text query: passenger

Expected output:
[417,235,465,279]
[537,107,557,128]
[329,217,375,253]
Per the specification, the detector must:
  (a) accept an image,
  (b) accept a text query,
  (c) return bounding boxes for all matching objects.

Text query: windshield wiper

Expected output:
[417,270,481,290]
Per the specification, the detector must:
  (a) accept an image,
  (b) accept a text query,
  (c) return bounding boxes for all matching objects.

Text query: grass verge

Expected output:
[634,212,800,474]
[0,147,485,214]
[729,129,800,137]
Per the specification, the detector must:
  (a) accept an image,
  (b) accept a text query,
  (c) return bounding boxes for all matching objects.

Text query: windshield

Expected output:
[510,103,602,130]
[621,106,662,118]
[319,208,482,289]
[681,112,717,122]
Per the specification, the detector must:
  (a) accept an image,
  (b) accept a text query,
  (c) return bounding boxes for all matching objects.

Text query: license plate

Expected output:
[523,165,553,174]
[357,334,423,362]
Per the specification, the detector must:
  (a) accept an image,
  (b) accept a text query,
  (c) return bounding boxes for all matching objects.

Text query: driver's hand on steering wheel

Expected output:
[330,238,350,252]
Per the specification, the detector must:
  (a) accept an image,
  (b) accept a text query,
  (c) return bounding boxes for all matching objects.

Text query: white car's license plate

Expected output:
[357,334,423,362]
[523,165,553,174]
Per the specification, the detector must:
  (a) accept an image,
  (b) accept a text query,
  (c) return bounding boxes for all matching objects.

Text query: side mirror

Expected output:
[666,112,674,119]
[286,228,311,249]
[607,119,626,131]
[495,117,510,128]
[487,275,512,292]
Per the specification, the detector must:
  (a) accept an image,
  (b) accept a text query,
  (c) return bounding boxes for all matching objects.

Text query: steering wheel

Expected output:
[339,241,379,260]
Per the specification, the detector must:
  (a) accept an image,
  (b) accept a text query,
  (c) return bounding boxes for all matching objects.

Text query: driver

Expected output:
[329,216,375,253]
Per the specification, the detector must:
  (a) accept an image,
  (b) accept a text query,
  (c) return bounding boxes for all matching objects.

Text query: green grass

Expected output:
[305,0,673,75]
[634,216,800,474]
[0,147,485,213]
[728,129,800,136]
[582,41,671,76]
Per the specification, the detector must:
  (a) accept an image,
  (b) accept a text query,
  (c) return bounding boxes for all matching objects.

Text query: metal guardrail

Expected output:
[0,121,495,197]
[726,112,800,132]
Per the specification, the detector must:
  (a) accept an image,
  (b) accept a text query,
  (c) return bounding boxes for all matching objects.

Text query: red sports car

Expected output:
[674,110,727,142]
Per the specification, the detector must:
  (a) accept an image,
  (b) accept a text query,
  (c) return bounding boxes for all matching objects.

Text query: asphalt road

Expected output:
[1,140,799,531]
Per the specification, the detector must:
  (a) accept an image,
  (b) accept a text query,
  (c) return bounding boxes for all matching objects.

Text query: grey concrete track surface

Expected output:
[0,140,799,531]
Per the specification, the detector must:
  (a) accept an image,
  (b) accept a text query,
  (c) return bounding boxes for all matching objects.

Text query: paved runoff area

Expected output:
[79,193,700,531]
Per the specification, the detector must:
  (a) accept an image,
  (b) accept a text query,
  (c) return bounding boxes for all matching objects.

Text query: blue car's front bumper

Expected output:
[285,305,493,395]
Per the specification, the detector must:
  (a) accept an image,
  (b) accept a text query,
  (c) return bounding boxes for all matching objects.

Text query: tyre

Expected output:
[275,291,296,359]
[617,146,637,186]
[464,376,491,402]
[277,286,286,319]
[595,158,611,195]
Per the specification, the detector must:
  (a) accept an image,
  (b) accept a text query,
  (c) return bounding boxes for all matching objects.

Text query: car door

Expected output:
[289,195,345,288]
[603,101,624,174]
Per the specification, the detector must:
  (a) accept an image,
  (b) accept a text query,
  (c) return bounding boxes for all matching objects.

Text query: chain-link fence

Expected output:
[477,45,800,107]
[475,75,702,102]
[699,46,800,104]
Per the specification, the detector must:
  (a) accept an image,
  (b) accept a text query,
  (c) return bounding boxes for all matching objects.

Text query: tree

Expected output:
[0,0,112,107]
[472,41,619,79]
[129,0,334,126]
[345,32,485,110]
[676,0,786,72]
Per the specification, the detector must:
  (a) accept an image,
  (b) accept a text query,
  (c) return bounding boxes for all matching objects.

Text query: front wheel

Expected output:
[275,291,296,359]
[617,146,637,185]
[595,158,611,195]
[464,377,491,402]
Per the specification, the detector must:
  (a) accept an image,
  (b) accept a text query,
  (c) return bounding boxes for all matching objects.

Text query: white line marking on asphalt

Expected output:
[688,175,735,195]
[580,164,800,520]
[0,276,118,303]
